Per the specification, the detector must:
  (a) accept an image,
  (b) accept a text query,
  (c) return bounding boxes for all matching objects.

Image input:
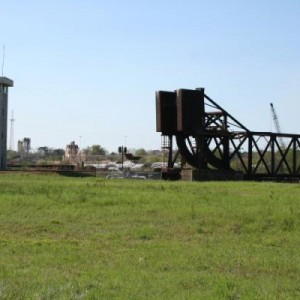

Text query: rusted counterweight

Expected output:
[156,88,205,135]
[156,91,177,134]
[156,88,300,180]
[176,89,205,134]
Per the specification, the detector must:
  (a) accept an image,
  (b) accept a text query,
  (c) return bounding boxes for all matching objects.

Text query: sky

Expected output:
[1,0,300,152]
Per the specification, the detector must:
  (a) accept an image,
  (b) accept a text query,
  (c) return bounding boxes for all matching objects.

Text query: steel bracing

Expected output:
[156,89,300,180]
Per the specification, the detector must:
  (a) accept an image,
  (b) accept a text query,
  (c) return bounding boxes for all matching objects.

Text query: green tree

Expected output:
[7,150,20,161]
[37,147,49,156]
[135,148,147,156]
[84,145,107,155]
[52,149,65,156]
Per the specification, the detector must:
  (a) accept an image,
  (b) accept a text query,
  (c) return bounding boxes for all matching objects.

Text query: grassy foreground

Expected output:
[0,173,300,299]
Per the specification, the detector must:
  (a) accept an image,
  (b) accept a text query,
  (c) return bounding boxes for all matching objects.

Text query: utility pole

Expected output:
[118,145,127,171]
[1,45,5,76]
[9,110,15,151]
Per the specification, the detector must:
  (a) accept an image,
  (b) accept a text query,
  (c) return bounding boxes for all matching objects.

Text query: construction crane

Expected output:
[270,102,286,150]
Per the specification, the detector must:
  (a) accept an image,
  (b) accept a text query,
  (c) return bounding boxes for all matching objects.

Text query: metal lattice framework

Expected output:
[156,88,300,180]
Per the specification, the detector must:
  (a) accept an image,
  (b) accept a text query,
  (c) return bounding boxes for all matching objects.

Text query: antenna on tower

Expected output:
[9,110,15,151]
[1,44,5,76]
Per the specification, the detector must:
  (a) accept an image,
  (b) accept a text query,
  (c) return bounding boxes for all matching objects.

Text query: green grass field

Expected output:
[0,173,300,299]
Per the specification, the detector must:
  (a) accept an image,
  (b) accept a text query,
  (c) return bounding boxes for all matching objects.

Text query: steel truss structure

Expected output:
[156,88,300,180]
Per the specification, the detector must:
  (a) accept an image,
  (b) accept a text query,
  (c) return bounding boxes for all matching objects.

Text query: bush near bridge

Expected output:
[0,173,300,299]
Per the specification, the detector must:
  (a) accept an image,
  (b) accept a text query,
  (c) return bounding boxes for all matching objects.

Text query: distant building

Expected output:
[65,141,79,156]
[64,141,79,163]
[18,138,31,154]
[0,77,14,170]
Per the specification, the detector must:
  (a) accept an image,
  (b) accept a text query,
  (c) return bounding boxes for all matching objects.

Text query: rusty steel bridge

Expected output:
[156,88,300,180]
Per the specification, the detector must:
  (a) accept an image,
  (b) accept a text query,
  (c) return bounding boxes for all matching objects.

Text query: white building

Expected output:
[18,137,31,154]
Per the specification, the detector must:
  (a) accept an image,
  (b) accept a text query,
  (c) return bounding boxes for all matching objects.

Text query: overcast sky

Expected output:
[1,0,300,152]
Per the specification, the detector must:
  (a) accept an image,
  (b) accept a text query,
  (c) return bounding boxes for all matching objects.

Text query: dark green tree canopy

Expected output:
[83,145,107,155]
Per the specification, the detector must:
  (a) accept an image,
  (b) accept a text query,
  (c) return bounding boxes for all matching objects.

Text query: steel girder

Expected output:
[156,89,300,180]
